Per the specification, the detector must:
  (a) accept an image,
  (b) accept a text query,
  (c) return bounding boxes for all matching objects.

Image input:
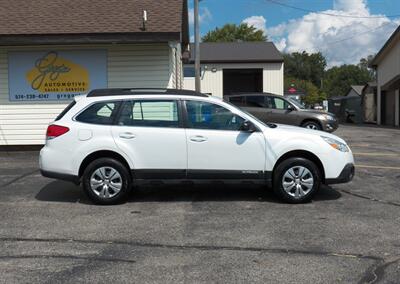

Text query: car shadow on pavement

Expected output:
[36,181,342,204]
[35,180,92,204]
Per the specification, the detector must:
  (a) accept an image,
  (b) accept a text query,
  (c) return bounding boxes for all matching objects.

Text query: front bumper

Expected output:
[322,119,339,133]
[325,163,355,184]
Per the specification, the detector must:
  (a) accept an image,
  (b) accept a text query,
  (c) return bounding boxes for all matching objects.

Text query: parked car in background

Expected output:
[226,93,338,132]
[40,88,354,205]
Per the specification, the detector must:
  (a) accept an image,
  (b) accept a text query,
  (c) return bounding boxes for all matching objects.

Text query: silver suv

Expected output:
[226,93,338,132]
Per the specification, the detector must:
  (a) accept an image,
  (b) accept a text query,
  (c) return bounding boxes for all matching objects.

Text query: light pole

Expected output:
[194,0,201,92]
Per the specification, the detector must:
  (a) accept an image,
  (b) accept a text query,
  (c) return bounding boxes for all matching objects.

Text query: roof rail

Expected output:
[87,88,208,97]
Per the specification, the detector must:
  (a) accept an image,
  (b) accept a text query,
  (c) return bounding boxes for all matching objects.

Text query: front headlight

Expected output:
[326,115,336,121]
[321,136,349,152]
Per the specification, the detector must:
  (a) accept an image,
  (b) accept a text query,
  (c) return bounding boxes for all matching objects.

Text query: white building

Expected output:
[0,0,189,146]
[184,42,284,98]
[371,25,400,127]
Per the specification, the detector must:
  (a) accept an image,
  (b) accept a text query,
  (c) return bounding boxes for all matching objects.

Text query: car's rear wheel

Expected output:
[273,157,320,203]
[82,158,132,205]
[302,121,321,131]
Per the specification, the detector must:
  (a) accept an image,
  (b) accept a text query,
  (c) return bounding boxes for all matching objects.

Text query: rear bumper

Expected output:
[325,163,355,184]
[40,170,80,185]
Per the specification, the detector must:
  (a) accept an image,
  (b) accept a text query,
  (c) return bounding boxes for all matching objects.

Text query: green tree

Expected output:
[284,51,327,88]
[358,54,376,80]
[202,23,267,42]
[323,65,373,98]
[285,77,326,106]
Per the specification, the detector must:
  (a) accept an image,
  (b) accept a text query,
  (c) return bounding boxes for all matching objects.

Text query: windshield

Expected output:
[287,97,305,109]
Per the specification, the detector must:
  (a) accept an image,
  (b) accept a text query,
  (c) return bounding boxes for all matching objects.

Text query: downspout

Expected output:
[175,47,179,89]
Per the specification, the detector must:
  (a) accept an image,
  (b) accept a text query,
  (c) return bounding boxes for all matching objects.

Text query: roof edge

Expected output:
[187,59,284,64]
[0,32,182,46]
[370,25,400,67]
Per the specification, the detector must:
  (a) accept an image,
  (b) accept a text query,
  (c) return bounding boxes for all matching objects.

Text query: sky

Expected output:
[188,0,400,67]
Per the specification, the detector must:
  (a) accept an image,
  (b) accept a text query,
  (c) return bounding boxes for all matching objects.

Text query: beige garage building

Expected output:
[0,0,189,146]
[184,42,284,98]
[371,25,400,127]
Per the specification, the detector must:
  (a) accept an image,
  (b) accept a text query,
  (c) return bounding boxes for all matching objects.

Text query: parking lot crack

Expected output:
[358,257,400,284]
[339,189,400,207]
[0,236,382,262]
[0,253,136,264]
[0,169,39,189]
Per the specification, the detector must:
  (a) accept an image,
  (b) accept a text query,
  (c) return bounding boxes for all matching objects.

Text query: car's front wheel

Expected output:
[273,157,320,203]
[302,121,321,131]
[82,158,132,205]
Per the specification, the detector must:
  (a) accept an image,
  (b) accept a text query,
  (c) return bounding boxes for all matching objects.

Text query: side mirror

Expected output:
[239,120,256,132]
[287,105,295,111]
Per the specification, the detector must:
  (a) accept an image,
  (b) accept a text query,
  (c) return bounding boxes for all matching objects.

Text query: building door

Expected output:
[223,69,263,96]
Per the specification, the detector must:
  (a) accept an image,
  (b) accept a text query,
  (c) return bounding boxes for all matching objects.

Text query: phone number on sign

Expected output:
[13,94,79,100]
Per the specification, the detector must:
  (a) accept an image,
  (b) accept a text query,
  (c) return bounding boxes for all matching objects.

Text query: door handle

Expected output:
[119,132,136,139]
[190,135,207,142]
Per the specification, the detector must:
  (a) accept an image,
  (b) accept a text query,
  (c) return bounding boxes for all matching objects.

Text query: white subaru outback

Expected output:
[40,88,355,205]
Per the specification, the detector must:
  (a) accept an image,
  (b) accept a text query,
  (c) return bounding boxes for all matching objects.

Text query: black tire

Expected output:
[273,157,320,203]
[82,158,132,205]
[301,121,321,131]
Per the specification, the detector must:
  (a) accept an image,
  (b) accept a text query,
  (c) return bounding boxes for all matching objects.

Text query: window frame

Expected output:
[74,100,123,125]
[115,99,184,129]
[182,99,250,132]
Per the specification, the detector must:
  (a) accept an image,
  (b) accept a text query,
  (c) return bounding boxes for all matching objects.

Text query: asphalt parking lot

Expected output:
[0,125,399,283]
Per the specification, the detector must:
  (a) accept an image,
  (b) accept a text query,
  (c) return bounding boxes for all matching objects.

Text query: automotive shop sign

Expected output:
[8,50,107,101]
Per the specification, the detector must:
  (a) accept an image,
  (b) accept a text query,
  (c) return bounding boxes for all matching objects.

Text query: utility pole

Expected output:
[194,0,201,92]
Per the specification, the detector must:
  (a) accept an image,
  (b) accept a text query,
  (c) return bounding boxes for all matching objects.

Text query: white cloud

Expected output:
[275,38,287,51]
[333,0,368,13]
[189,7,212,25]
[266,0,400,66]
[243,15,267,34]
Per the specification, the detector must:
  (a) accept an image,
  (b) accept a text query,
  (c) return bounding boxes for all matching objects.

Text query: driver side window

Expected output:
[185,100,245,131]
[271,97,290,110]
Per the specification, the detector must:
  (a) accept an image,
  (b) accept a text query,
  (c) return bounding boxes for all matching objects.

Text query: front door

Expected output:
[267,96,297,125]
[111,99,187,179]
[184,100,266,179]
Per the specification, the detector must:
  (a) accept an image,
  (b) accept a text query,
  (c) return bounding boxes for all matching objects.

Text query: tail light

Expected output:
[46,125,70,140]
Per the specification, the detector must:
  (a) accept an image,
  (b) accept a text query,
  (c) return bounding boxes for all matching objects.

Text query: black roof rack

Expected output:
[87,88,208,98]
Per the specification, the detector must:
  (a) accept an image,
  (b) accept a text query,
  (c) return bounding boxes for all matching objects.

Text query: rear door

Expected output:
[111,99,187,179]
[243,95,271,123]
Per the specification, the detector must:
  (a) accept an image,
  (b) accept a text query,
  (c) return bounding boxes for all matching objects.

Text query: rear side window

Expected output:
[76,101,120,125]
[246,96,266,108]
[55,100,76,121]
[228,96,245,107]
[118,100,180,128]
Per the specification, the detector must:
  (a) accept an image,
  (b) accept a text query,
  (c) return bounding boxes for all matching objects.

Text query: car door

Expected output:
[184,99,266,179]
[267,96,297,125]
[111,99,187,179]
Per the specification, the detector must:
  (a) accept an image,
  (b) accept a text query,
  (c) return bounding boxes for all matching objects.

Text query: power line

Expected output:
[325,22,395,45]
[265,0,400,19]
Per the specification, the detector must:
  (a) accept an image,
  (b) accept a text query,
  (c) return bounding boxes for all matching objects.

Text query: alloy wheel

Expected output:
[90,167,122,199]
[305,123,319,130]
[282,166,314,199]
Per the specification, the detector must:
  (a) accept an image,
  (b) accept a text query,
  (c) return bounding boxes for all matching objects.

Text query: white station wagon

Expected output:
[40,88,355,205]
